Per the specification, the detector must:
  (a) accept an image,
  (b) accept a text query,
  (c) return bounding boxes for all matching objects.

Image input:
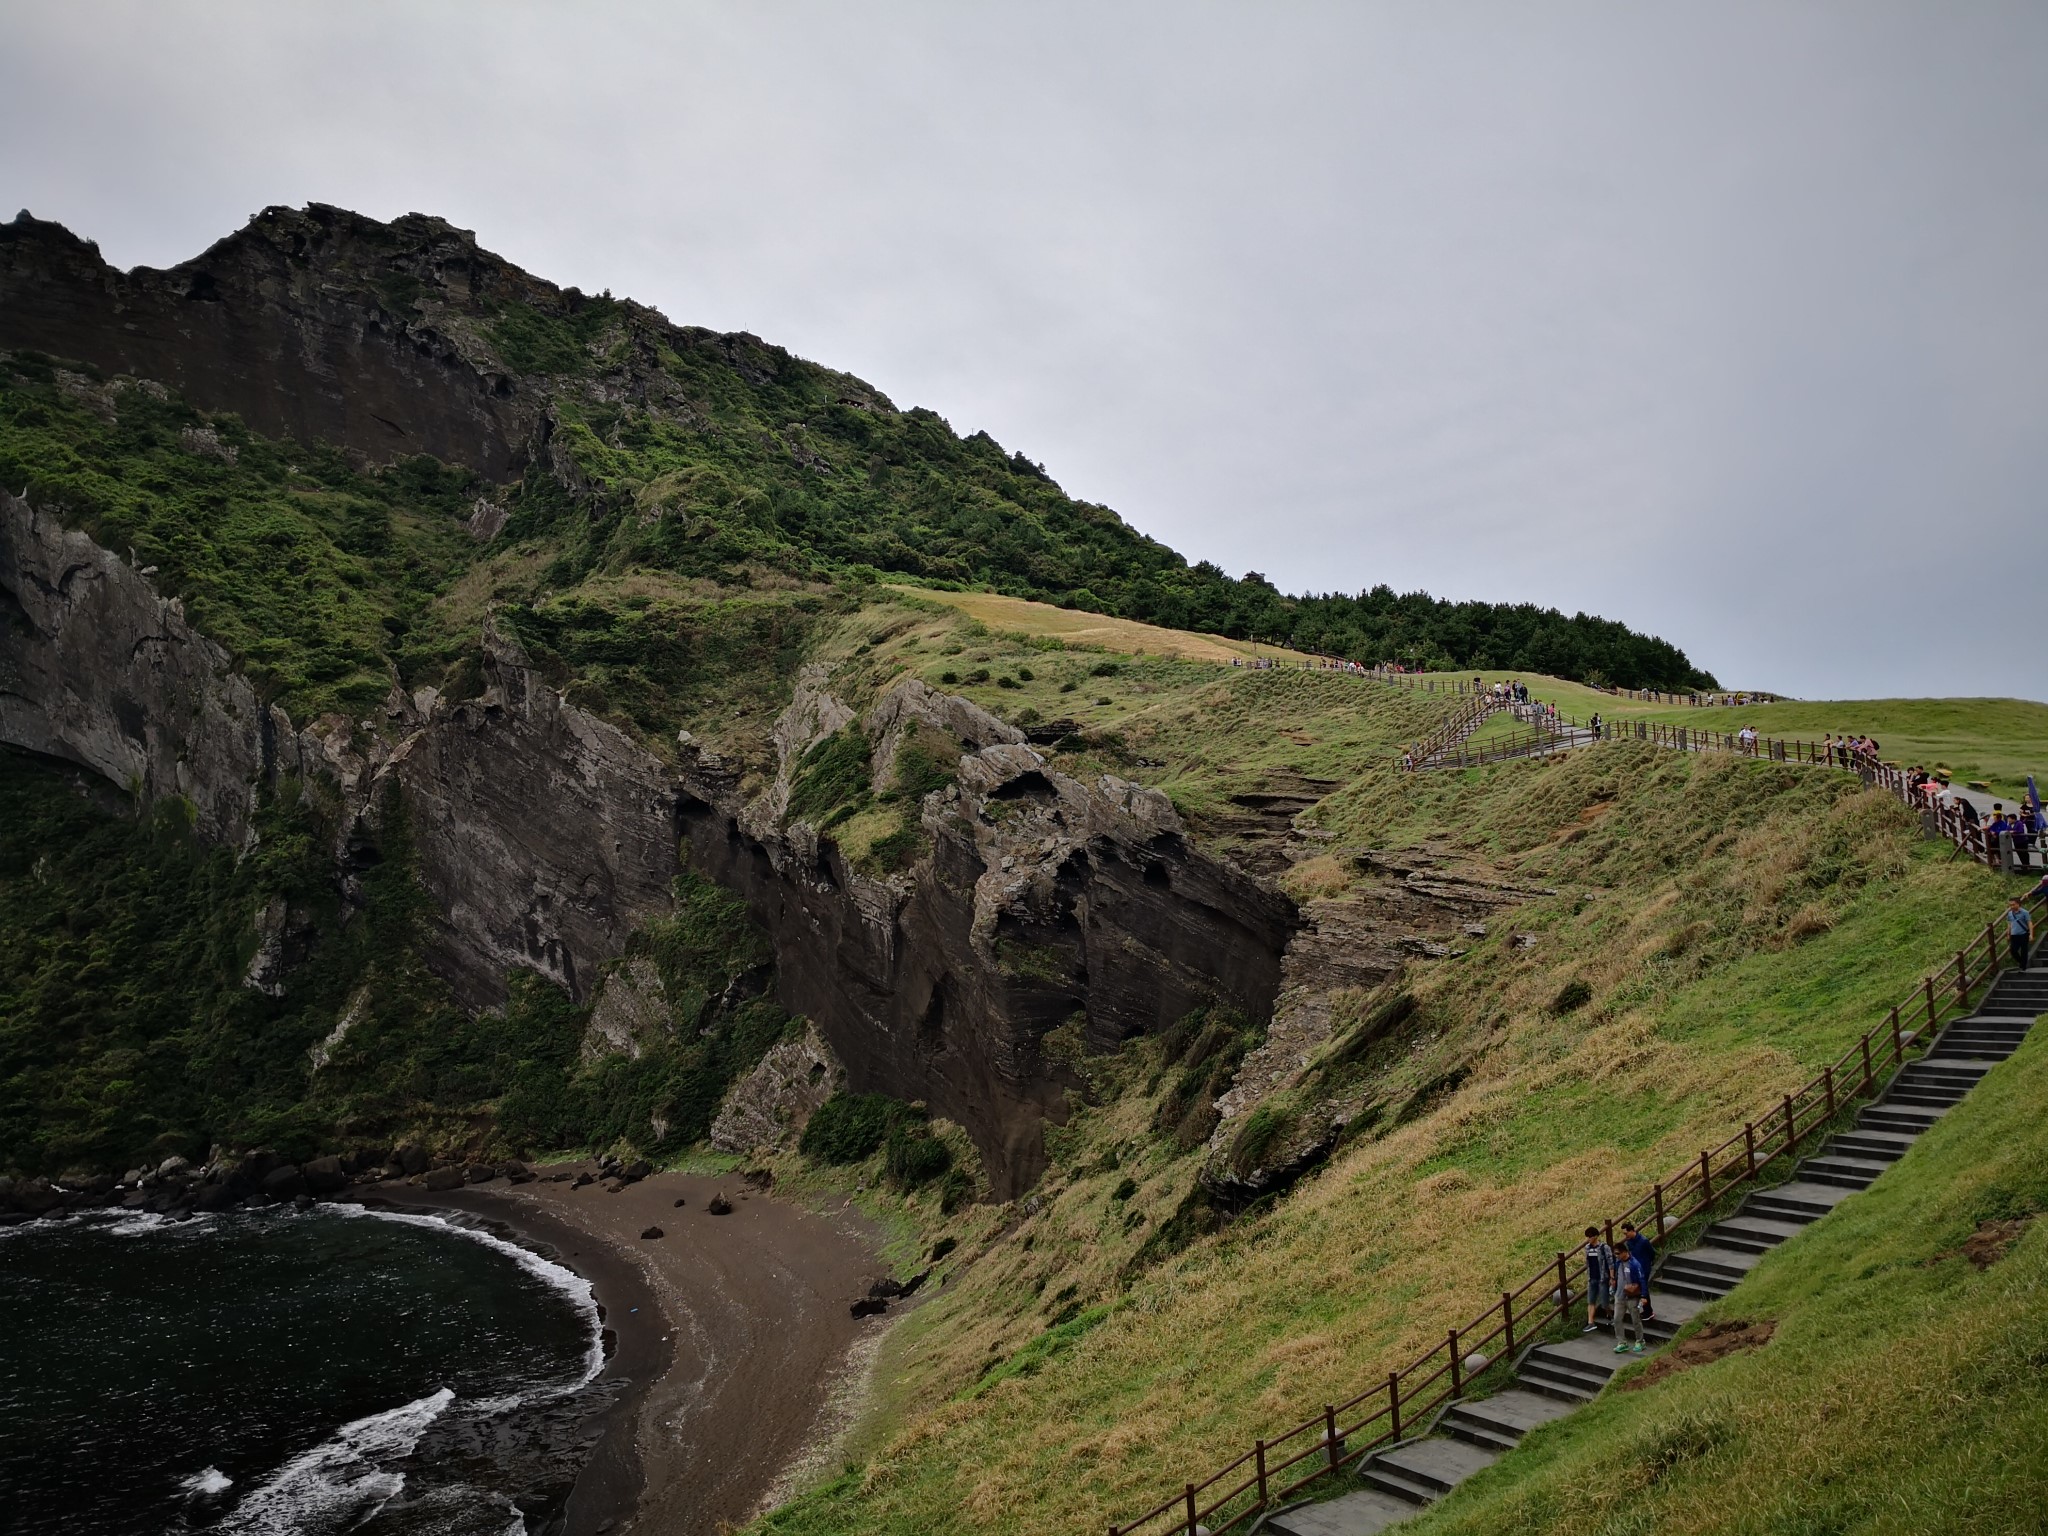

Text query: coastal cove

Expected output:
[0,1167,886,1536]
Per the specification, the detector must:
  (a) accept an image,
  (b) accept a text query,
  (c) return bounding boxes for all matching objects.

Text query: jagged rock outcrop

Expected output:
[680,677,1300,1197]
[582,958,672,1062]
[710,1022,844,1154]
[1,490,267,843]
[0,207,537,477]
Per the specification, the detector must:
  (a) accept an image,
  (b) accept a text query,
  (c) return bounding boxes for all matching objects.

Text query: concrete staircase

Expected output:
[1263,966,2044,1536]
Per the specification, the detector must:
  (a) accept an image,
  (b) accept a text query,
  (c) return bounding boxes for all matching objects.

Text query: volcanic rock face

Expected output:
[0,207,536,478]
[0,489,267,844]
[1,489,675,1010]
[678,678,1299,1198]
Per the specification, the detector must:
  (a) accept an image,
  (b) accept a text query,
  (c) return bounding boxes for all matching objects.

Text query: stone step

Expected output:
[1796,1155,1889,1189]
[1928,1034,2025,1054]
[1654,1269,1737,1302]
[1440,1389,1574,1455]
[1897,1060,1992,1082]
[1266,1486,1422,1536]
[1859,1105,1946,1135]
[1357,1460,1439,1508]
[1664,1244,1763,1282]
[1514,1362,1598,1406]
[1368,1441,1499,1499]
[1884,1088,1970,1108]
[1705,1214,1807,1253]
[1826,1130,1918,1162]
[1742,1180,1854,1222]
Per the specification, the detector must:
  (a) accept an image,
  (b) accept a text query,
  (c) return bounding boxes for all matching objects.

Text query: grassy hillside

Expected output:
[752,719,2023,1535]
[1404,1018,2048,1536]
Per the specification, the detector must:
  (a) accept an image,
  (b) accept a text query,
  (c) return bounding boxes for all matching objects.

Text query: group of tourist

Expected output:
[1581,1221,1659,1353]
[1822,733,1882,768]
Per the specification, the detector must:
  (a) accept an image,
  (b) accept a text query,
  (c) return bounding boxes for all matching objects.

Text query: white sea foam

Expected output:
[214,1387,454,1534]
[339,1204,605,1399]
[180,1465,234,1497]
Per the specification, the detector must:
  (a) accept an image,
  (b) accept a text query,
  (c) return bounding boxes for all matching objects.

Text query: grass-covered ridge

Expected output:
[1404,1018,2048,1536]
[751,735,2017,1535]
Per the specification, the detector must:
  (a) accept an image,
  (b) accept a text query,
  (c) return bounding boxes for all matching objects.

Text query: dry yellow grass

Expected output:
[883,584,1319,665]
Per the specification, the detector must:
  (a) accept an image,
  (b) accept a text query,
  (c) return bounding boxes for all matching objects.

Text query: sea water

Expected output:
[0,1204,604,1535]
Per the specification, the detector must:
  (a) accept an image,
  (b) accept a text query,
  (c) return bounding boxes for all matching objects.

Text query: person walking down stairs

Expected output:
[1581,1228,1615,1334]
[2010,898,2033,972]
[1619,1220,1656,1324]
[1612,1246,1648,1356]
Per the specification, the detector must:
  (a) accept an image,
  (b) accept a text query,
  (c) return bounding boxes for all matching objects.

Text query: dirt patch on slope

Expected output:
[1623,1319,1777,1391]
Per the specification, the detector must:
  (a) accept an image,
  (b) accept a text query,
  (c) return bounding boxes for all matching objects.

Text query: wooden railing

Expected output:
[1110,886,2046,1536]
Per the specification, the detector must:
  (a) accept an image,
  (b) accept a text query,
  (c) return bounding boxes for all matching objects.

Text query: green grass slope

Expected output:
[1406,1018,2048,1536]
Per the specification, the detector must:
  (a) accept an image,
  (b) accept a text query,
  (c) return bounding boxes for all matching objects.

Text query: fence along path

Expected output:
[1379,677,2035,873]
[1109,883,2047,1536]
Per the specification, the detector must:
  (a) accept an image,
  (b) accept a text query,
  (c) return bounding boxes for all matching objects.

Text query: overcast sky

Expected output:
[4,3,2044,699]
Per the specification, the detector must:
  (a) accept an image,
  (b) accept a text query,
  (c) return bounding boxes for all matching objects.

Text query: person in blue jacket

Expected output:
[1581,1226,1615,1334]
[1619,1220,1657,1321]
[1612,1244,1649,1354]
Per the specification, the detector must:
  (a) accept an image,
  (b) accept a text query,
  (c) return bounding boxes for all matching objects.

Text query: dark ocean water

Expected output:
[0,1205,604,1536]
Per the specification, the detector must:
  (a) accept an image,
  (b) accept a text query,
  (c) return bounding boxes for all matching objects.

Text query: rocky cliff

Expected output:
[676,674,1298,1197]
[0,207,538,479]
[2,482,1300,1191]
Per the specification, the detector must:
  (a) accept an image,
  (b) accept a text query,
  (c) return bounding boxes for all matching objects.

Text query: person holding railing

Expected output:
[1619,1219,1657,1322]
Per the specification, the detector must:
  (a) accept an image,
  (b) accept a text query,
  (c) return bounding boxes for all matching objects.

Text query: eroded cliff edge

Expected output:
[1,490,1298,1192]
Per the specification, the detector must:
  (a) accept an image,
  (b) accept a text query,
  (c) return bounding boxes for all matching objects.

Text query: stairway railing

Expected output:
[1109,886,2046,1536]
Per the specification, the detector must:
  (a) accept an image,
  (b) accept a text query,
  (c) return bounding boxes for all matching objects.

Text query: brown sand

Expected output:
[364,1165,886,1535]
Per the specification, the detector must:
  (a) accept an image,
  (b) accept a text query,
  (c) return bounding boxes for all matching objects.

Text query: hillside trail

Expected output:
[1259,962,2048,1535]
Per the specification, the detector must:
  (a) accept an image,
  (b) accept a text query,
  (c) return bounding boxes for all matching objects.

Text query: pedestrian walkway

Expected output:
[1262,963,2048,1536]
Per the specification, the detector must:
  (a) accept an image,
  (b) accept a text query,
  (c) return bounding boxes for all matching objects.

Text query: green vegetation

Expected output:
[0,748,786,1172]
[0,355,487,719]
[1406,1025,2048,1536]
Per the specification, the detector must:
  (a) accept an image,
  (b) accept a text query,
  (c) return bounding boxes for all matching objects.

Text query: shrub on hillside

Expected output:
[799,1092,901,1164]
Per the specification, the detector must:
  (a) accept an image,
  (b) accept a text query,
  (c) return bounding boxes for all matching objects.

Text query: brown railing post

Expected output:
[1924,975,1938,1029]
[1388,1372,1401,1440]
[1861,1035,1874,1096]
[1184,1483,1197,1536]
[1744,1122,1757,1179]
[1324,1404,1340,1470]
[1448,1331,1462,1396]
[1699,1149,1713,1208]
[1653,1183,1666,1237]
[1824,1065,1836,1120]
[1503,1292,1516,1357]
[1256,1440,1268,1506]
[1555,1251,1571,1320]
[1784,1093,1798,1150]
[1891,1005,1904,1066]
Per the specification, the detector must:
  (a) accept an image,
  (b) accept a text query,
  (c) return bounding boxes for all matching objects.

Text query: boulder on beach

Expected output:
[623,1159,653,1181]
[502,1161,534,1184]
[850,1296,888,1318]
[260,1165,304,1200]
[421,1167,465,1192]
[640,1226,664,1239]
[571,1172,594,1189]
[707,1194,733,1215]
[464,1163,497,1184]
[673,1196,687,1208]
[868,1277,905,1299]
[301,1156,348,1195]
[395,1145,430,1176]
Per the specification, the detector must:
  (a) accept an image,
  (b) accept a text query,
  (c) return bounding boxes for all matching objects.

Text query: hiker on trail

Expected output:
[1619,1220,1657,1321]
[1589,712,1603,740]
[1582,1227,1615,1333]
[1612,1243,1649,1355]
[2009,898,2034,973]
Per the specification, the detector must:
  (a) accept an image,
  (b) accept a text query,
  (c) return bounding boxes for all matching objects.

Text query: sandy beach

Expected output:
[362,1164,887,1536]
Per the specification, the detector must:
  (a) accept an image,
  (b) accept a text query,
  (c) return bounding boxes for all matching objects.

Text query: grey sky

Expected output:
[4,2,2044,699]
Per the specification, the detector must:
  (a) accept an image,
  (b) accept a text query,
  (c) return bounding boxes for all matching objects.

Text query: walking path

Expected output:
[1262,963,2048,1535]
